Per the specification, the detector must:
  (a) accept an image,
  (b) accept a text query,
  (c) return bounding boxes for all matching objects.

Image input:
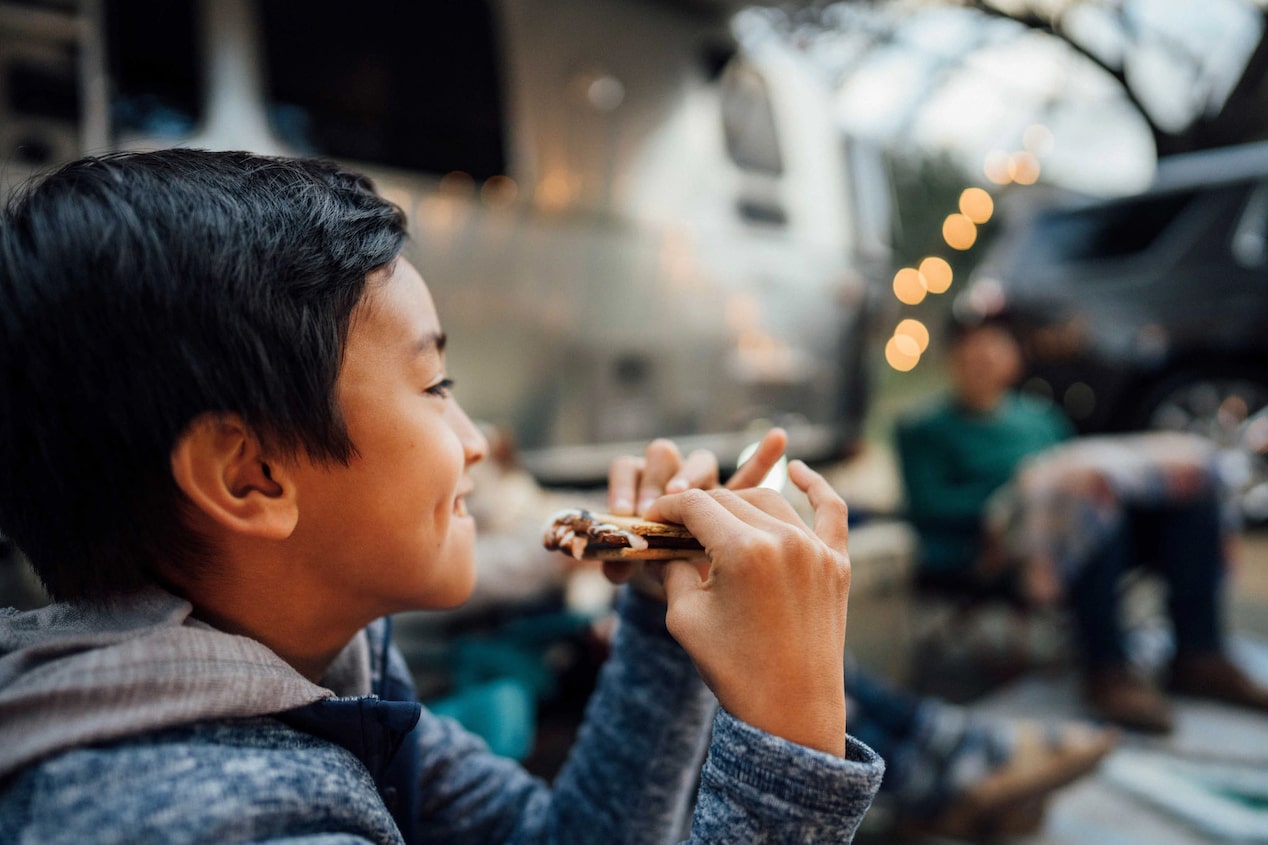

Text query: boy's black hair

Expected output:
[0,149,407,602]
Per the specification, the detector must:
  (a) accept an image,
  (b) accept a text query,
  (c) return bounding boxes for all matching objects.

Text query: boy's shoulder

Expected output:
[0,718,402,845]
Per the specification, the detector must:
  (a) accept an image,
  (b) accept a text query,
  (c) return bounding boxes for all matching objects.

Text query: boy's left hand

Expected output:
[602,428,788,590]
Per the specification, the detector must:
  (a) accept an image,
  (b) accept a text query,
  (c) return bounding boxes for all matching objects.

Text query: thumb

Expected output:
[662,558,707,606]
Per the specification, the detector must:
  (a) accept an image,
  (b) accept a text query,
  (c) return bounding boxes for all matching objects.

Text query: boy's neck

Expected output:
[184,577,363,684]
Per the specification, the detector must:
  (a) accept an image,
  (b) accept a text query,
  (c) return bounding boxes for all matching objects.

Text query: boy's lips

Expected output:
[454,483,474,517]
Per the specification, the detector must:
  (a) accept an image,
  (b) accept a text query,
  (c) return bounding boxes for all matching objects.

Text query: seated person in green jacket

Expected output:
[896,312,1268,733]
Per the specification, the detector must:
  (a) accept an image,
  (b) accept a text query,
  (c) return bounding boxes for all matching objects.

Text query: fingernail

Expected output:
[666,478,688,493]
[638,496,655,514]
[613,497,633,514]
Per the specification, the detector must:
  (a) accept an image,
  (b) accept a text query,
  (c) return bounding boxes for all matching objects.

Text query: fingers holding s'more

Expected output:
[605,430,786,518]
[607,439,722,516]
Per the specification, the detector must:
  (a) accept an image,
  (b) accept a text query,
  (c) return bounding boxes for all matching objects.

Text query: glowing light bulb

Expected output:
[480,176,518,208]
[918,256,953,294]
[943,214,977,251]
[895,318,930,353]
[1010,151,1041,185]
[892,267,927,305]
[439,171,475,195]
[958,187,994,224]
[886,335,920,371]
[984,150,1012,185]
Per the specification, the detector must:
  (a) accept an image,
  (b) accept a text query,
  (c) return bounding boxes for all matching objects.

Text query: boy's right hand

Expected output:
[644,460,850,757]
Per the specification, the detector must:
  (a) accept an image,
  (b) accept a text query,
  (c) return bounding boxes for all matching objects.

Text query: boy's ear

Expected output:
[170,413,298,540]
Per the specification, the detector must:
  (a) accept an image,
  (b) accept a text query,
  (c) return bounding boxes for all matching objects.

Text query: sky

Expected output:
[773,0,1265,196]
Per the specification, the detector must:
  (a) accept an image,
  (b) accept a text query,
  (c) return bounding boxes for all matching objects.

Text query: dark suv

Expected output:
[963,142,1268,520]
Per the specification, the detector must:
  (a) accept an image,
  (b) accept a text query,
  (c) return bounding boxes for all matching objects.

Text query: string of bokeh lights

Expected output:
[885,123,1053,372]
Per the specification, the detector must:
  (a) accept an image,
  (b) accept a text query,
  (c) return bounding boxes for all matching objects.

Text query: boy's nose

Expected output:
[454,404,488,466]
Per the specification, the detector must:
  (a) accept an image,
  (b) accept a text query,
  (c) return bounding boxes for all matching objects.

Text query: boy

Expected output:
[0,150,881,843]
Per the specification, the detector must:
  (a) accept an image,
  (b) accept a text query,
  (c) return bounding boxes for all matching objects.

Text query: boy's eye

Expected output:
[425,377,455,399]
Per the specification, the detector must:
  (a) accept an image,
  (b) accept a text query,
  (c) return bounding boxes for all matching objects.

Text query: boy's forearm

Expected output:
[726,682,847,758]
[544,589,717,841]
[555,591,880,843]
[404,594,712,845]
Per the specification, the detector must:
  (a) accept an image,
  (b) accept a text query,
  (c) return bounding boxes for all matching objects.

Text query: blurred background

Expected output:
[7,0,1268,491]
[4,0,1268,842]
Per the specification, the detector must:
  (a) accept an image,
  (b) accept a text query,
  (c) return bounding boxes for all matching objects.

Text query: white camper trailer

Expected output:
[0,0,892,483]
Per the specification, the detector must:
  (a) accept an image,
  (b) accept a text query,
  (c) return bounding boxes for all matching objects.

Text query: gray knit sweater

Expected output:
[0,588,882,843]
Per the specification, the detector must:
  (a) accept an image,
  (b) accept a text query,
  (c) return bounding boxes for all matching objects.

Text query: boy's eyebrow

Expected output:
[415,331,447,357]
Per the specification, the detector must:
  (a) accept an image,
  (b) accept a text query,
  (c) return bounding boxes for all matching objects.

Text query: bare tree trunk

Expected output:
[1174,16,1268,155]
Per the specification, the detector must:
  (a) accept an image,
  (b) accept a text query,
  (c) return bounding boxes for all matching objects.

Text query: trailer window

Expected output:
[104,0,203,138]
[259,0,506,180]
[720,61,782,176]
[7,56,79,123]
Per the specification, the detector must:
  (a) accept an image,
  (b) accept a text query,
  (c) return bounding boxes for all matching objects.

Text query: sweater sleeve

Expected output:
[688,710,884,843]
[406,590,882,844]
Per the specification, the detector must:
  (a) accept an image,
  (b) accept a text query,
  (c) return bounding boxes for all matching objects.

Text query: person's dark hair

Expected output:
[0,149,406,602]
[944,308,1019,349]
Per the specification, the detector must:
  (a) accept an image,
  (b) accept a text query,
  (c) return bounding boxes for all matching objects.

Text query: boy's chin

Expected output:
[424,588,476,611]
[420,567,478,611]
